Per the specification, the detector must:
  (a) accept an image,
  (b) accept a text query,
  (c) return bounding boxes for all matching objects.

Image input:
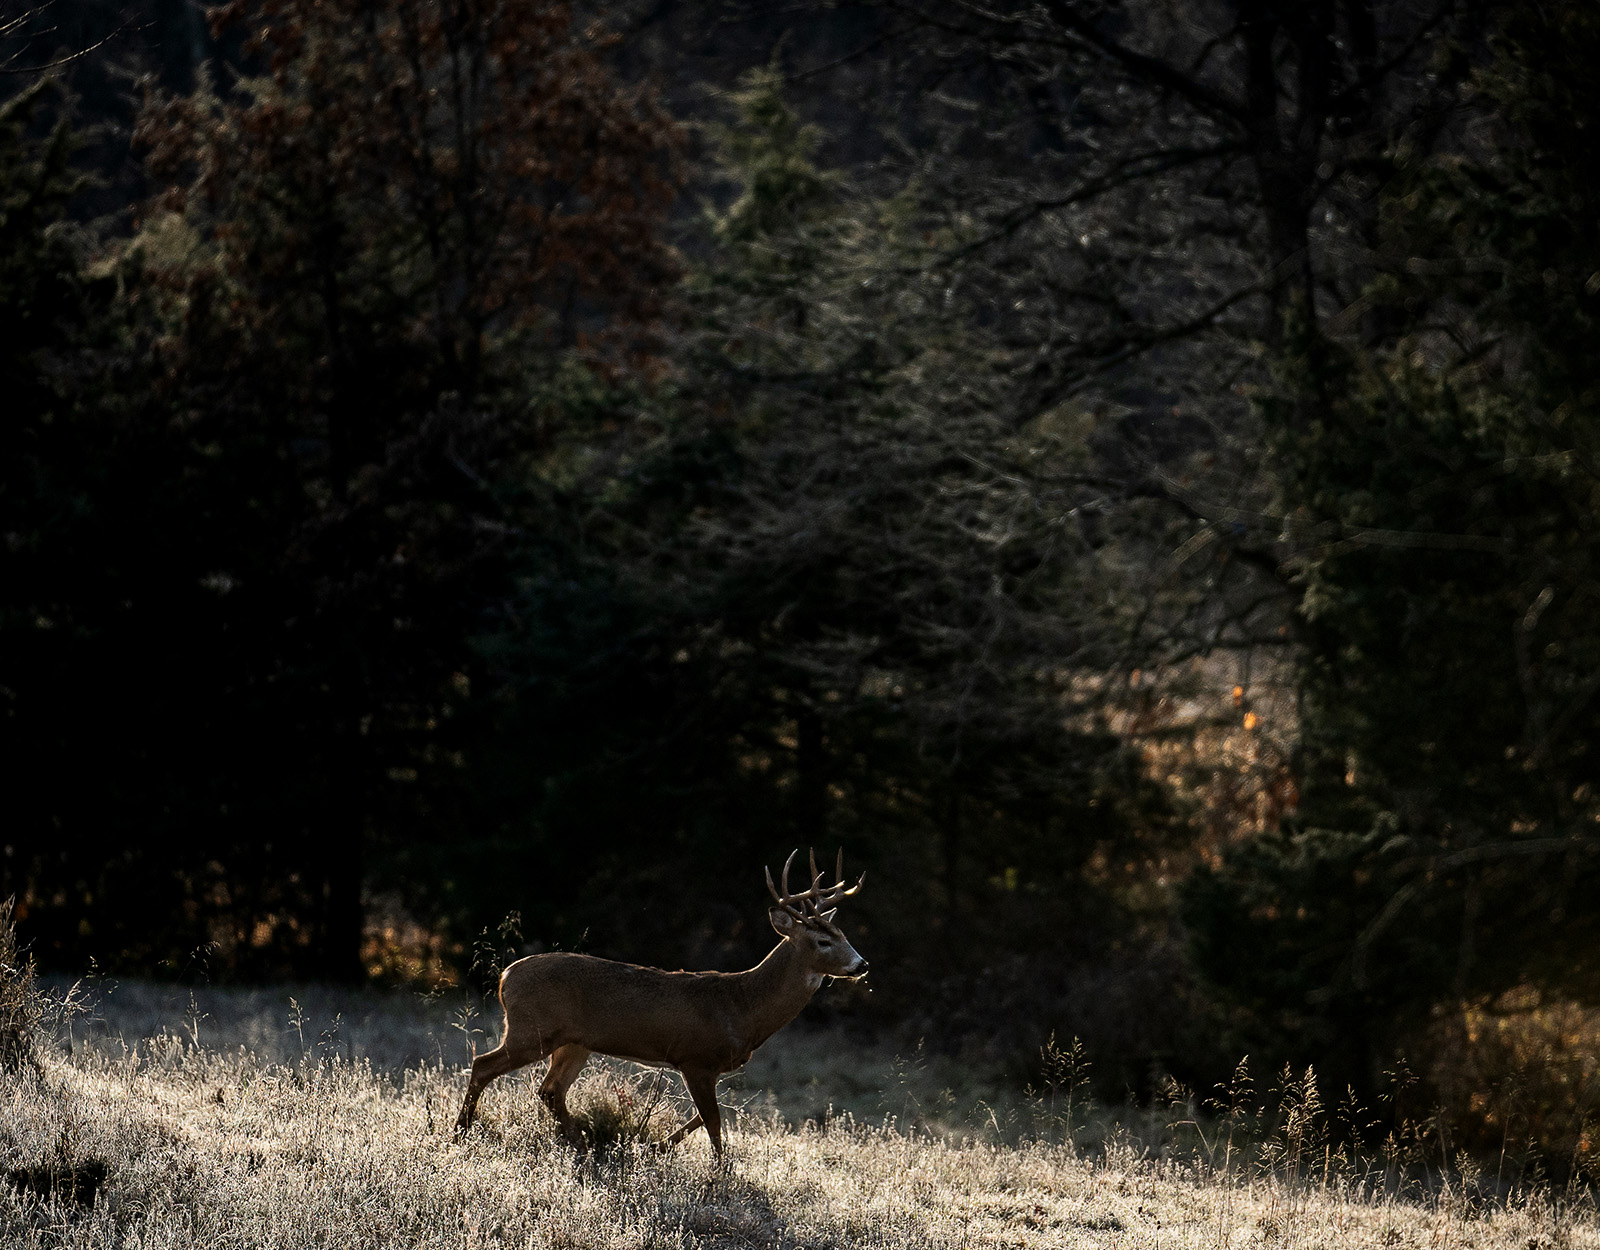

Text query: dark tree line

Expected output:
[5,0,1600,1131]
[4,0,680,980]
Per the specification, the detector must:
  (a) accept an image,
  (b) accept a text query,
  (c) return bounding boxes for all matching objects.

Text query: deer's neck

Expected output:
[733,941,821,1051]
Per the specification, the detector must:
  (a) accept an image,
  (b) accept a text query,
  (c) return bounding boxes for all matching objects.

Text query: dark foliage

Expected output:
[1184,0,1600,1091]
[5,0,1600,1158]
[2,0,680,980]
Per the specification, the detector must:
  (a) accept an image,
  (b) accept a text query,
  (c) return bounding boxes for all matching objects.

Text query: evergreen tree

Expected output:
[4,0,679,979]
[446,71,1193,1080]
[1185,1,1600,1083]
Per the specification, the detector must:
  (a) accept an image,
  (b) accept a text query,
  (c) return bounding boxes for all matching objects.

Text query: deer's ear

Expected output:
[769,907,796,936]
[818,908,838,924]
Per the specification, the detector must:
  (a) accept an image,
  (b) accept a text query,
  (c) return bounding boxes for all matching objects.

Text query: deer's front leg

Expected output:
[664,1111,703,1147]
[679,1069,724,1159]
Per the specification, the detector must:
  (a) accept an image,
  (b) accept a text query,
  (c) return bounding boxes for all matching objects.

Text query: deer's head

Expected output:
[766,848,868,981]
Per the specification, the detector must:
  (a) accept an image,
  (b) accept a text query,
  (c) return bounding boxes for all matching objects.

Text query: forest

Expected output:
[5,0,1600,1172]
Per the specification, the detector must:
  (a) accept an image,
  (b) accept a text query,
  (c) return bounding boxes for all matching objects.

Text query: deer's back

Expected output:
[498,951,748,1071]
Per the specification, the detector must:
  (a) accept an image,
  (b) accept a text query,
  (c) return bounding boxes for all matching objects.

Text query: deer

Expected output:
[454,848,867,1160]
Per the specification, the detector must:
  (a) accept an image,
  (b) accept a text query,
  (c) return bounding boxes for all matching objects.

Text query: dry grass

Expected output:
[3,981,1599,1249]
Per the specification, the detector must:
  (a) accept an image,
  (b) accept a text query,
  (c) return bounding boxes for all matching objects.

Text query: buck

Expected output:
[454,849,867,1158]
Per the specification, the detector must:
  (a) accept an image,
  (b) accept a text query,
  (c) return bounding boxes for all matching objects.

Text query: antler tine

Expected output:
[813,849,865,906]
[814,879,864,905]
[766,850,806,917]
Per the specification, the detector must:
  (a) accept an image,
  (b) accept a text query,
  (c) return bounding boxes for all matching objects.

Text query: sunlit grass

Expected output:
[4,982,1599,1248]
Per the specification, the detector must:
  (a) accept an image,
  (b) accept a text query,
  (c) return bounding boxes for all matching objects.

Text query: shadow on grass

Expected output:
[5,1157,109,1209]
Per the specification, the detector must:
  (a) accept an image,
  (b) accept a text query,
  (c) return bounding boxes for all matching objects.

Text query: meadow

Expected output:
[4,976,1598,1250]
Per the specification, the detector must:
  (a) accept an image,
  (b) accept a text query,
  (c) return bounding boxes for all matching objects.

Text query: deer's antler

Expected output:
[766,848,865,917]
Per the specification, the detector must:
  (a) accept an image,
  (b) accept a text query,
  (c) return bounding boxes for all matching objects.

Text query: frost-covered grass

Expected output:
[45,977,1004,1131]
[3,980,1598,1249]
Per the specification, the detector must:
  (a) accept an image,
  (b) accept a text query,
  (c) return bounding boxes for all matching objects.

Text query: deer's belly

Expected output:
[602,1051,676,1071]
[598,1043,752,1074]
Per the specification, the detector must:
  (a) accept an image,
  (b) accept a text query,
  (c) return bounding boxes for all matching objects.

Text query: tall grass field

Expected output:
[3,975,1597,1249]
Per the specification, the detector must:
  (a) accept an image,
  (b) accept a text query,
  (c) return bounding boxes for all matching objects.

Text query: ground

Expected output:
[1,981,1593,1248]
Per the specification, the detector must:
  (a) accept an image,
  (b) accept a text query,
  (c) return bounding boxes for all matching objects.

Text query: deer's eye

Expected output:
[815,937,832,948]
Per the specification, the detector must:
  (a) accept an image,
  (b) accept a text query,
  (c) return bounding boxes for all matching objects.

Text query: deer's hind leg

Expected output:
[457,1041,533,1133]
[457,1024,557,1134]
[538,1044,591,1145]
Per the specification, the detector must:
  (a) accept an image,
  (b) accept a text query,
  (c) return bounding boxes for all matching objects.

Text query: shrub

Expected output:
[1416,991,1600,1182]
[0,897,41,1074]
